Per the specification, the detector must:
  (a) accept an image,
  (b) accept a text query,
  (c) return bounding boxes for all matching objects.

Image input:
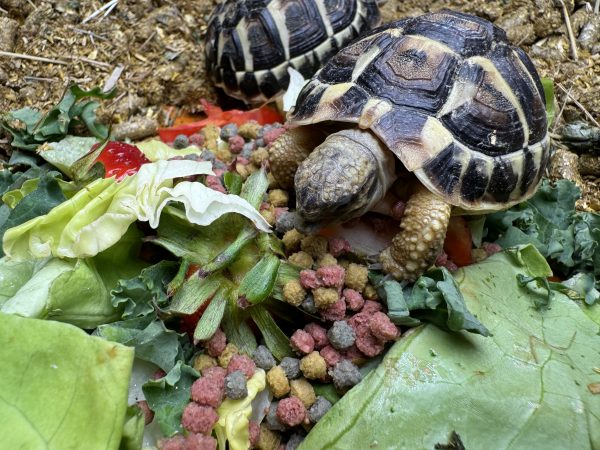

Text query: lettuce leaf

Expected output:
[0,227,146,328]
[299,245,600,449]
[0,313,134,450]
[3,160,270,260]
[136,139,203,161]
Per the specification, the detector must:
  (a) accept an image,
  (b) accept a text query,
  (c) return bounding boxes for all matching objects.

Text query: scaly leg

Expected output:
[380,184,451,282]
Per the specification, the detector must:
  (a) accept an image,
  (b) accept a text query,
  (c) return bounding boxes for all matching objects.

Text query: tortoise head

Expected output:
[294,128,396,224]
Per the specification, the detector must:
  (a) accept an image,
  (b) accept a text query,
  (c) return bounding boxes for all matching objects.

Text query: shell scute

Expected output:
[439,62,526,156]
[402,10,495,57]
[356,35,459,113]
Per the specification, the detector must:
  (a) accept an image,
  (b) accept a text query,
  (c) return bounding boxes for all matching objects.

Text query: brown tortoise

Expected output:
[269,9,551,281]
[204,0,383,105]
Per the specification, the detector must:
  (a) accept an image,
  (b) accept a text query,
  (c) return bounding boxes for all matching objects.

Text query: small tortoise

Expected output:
[269,9,551,281]
[204,0,382,105]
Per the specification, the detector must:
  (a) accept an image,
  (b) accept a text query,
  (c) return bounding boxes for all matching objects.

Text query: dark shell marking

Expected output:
[289,9,550,211]
[205,0,382,104]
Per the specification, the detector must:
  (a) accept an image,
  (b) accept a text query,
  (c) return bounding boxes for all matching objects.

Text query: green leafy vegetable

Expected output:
[486,179,600,304]
[37,136,99,179]
[111,261,178,319]
[96,314,184,372]
[0,227,145,328]
[0,313,134,449]
[0,171,66,256]
[142,361,199,437]
[0,85,115,150]
[375,267,490,335]
[3,160,270,260]
[299,246,600,449]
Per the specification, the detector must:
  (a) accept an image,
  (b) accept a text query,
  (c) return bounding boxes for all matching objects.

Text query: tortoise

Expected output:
[204,0,383,105]
[269,9,551,282]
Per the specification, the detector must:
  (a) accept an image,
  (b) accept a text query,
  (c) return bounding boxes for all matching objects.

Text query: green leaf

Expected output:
[224,171,243,195]
[299,245,600,449]
[0,85,116,151]
[541,77,555,126]
[111,260,177,319]
[96,314,183,372]
[193,287,228,342]
[250,306,293,360]
[119,405,145,450]
[0,172,66,256]
[142,361,199,437]
[0,313,134,449]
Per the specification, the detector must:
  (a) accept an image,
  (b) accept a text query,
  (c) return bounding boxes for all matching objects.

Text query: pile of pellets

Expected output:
[155,120,402,450]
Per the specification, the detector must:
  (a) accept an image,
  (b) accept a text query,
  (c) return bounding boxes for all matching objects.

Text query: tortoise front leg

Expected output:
[380,184,451,282]
[268,127,326,190]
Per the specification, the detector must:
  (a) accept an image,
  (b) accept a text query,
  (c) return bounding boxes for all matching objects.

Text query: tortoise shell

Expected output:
[205,0,382,105]
[289,9,551,211]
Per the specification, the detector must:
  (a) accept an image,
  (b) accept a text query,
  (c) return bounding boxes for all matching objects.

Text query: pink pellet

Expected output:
[213,168,225,177]
[328,237,351,257]
[137,400,154,425]
[320,345,342,367]
[369,312,399,342]
[205,175,226,193]
[152,368,167,380]
[158,435,185,450]
[304,323,329,349]
[483,242,503,256]
[185,433,218,450]
[274,207,289,220]
[355,331,385,357]
[189,133,205,147]
[290,329,315,355]
[361,300,383,314]
[181,403,219,435]
[228,135,245,153]
[300,269,321,289]
[342,288,364,311]
[191,376,225,408]
[342,345,366,364]
[276,396,307,427]
[316,265,345,288]
[263,127,286,145]
[227,354,256,379]
[249,420,261,447]
[205,329,227,357]
[320,298,346,322]
[348,312,384,357]
[236,156,250,165]
[202,366,227,388]
[435,252,449,266]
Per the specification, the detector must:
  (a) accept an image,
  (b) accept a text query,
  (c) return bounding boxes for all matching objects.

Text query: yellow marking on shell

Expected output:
[309,83,353,121]
[351,45,382,81]
[468,56,530,146]
[437,78,478,118]
[314,0,334,37]
[397,116,454,172]
[358,98,392,129]
[237,20,254,73]
[268,0,290,61]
